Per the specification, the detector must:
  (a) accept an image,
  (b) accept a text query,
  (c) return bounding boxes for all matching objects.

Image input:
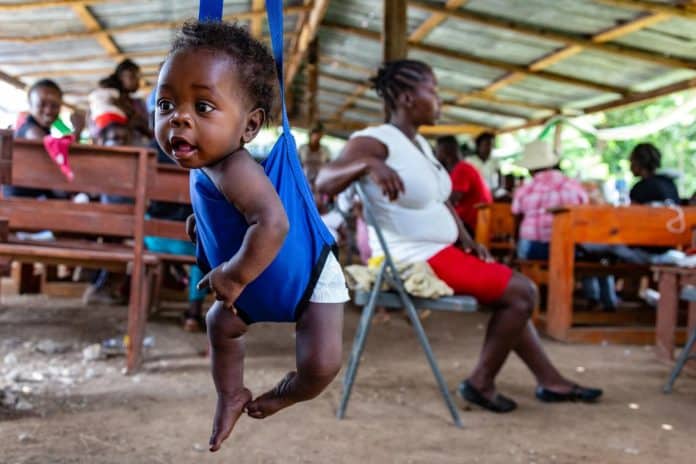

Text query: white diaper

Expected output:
[309,252,350,303]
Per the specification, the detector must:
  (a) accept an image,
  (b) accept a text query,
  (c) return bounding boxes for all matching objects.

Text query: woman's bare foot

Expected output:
[209,388,252,452]
[246,372,298,419]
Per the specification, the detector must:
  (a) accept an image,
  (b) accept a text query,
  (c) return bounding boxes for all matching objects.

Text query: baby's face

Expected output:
[155,49,252,168]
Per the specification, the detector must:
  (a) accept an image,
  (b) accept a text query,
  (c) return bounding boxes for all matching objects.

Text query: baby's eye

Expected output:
[196,102,214,113]
[157,100,174,113]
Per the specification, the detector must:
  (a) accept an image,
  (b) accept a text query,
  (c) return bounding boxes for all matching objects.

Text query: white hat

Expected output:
[516,140,559,171]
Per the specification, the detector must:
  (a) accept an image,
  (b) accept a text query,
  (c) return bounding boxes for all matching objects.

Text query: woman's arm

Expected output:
[197,150,289,311]
[446,201,493,262]
[315,136,404,201]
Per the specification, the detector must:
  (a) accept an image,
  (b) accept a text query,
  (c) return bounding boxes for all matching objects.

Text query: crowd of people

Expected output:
[10,34,693,433]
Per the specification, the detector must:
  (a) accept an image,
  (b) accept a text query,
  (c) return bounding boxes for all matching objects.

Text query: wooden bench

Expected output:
[474,201,515,261]
[0,130,158,373]
[546,205,696,343]
[145,163,197,311]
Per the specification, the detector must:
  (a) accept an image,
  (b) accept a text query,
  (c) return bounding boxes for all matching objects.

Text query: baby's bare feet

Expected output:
[246,371,298,419]
[209,388,252,452]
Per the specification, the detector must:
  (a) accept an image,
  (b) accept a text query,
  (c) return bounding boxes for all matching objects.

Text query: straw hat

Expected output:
[516,140,560,171]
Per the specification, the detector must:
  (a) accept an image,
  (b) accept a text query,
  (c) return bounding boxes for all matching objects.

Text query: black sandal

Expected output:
[458,381,517,413]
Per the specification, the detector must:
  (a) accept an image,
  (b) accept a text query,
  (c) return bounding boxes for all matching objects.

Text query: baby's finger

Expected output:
[197,273,212,291]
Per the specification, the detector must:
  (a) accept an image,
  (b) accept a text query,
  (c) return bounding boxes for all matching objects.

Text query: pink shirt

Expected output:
[511,170,588,241]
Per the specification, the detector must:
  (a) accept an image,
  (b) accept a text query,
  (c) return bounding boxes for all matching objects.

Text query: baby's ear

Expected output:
[242,108,265,144]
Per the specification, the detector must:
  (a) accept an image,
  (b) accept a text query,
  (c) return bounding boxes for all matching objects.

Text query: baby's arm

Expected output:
[198,149,289,310]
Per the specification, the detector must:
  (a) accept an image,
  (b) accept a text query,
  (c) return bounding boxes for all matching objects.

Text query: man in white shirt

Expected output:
[299,124,331,187]
[467,131,500,192]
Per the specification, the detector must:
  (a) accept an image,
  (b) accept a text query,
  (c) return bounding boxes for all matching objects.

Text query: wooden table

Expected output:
[653,265,696,362]
[546,205,696,343]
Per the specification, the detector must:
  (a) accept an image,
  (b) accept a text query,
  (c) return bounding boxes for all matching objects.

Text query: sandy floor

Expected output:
[1,295,694,464]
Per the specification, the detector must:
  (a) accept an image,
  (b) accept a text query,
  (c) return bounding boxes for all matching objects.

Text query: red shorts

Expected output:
[427,245,513,304]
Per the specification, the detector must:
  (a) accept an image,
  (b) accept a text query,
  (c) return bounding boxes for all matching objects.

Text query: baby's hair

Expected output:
[631,142,662,172]
[370,60,433,112]
[28,79,62,98]
[169,20,278,121]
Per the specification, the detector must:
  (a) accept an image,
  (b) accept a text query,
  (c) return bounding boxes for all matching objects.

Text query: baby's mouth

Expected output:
[170,136,198,158]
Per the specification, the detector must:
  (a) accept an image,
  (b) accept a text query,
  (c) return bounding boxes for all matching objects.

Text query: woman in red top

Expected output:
[435,136,492,235]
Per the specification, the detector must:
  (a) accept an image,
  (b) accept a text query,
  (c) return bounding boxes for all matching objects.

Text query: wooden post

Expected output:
[546,209,575,340]
[553,120,563,155]
[306,37,319,127]
[474,205,492,248]
[383,0,408,61]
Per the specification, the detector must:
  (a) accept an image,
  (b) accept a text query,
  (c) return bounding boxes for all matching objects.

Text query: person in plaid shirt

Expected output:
[512,140,617,311]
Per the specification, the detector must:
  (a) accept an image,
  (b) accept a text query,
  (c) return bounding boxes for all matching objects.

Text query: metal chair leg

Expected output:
[664,327,696,393]
[337,262,386,419]
[387,273,463,428]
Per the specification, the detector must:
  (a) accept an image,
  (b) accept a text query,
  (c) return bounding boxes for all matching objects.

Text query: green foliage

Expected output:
[561,94,696,197]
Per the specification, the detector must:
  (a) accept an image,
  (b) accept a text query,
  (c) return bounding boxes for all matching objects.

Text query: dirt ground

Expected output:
[1,294,694,464]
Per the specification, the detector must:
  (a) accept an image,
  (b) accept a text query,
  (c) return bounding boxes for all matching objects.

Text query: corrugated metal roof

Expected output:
[2,0,696,135]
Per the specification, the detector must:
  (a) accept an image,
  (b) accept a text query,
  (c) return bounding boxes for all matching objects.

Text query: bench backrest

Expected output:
[474,202,515,251]
[0,129,155,240]
[144,163,191,242]
[551,205,696,247]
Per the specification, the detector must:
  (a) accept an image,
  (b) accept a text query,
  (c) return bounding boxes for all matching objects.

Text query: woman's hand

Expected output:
[185,214,196,244]
[197,264,244,314]
[367,158,404,201]
[463,242,494,263]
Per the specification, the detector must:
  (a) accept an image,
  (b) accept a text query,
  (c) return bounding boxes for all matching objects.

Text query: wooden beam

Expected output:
[71,3,120,56]
[331,84,371,120]
[285,0,330,86]
[498,76,696,134]
[322,21,626,94]
[319,65,557,113]
[409,0,468,42]
[0,49,168,67]
[0,5,312,43]
[250,0,266,38]
[306,38,319,127]
[408,1,690,69]
[592,12,670,43]
[419,123,490,136]
[0,0,115,11]
[528,46,584,72]
[383,0,408,61]
[594,0,696,20]
[0,69,27,89]
[19,64,160,78]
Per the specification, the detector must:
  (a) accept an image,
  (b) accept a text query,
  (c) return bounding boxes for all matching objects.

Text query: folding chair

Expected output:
[337,185,477,427]
[664,285,696,393]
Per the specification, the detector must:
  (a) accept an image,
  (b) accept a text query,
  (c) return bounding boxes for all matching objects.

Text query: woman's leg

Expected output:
[246,302,343,418]
[466,272,535,397]
[206,302,251,452]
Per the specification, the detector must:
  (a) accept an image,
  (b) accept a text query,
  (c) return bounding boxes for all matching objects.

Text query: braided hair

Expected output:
[370,60,433,117]
[630,143,662,173]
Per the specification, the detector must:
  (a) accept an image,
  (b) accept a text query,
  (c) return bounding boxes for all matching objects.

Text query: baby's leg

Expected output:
[246,302,343,418]
[206,301,251,452]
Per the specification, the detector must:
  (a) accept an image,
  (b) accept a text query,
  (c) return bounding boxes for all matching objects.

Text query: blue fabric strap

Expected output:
[199,0,223,22]
[265,0,291,134]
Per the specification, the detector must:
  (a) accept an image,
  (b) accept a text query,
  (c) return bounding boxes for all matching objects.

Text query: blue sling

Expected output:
[191,0,336,324]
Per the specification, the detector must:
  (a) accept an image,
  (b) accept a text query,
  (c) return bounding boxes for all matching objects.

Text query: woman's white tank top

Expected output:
[350,124,458,263]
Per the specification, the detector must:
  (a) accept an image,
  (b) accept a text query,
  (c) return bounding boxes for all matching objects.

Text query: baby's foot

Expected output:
[246,371,298,419]
[209,388,252,452]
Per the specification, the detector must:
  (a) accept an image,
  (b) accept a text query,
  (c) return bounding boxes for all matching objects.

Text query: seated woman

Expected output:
[10,79,83,198]
[512,140,618,312]
[435,135,492,236]
[316,59,601,413]
[629,143,680,205]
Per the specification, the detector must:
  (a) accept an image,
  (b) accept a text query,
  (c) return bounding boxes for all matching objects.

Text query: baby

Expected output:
[154,21,348,452]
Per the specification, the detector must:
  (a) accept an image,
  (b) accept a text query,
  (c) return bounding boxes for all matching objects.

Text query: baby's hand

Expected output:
[197,265,244,314]
[185,214,196,244]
